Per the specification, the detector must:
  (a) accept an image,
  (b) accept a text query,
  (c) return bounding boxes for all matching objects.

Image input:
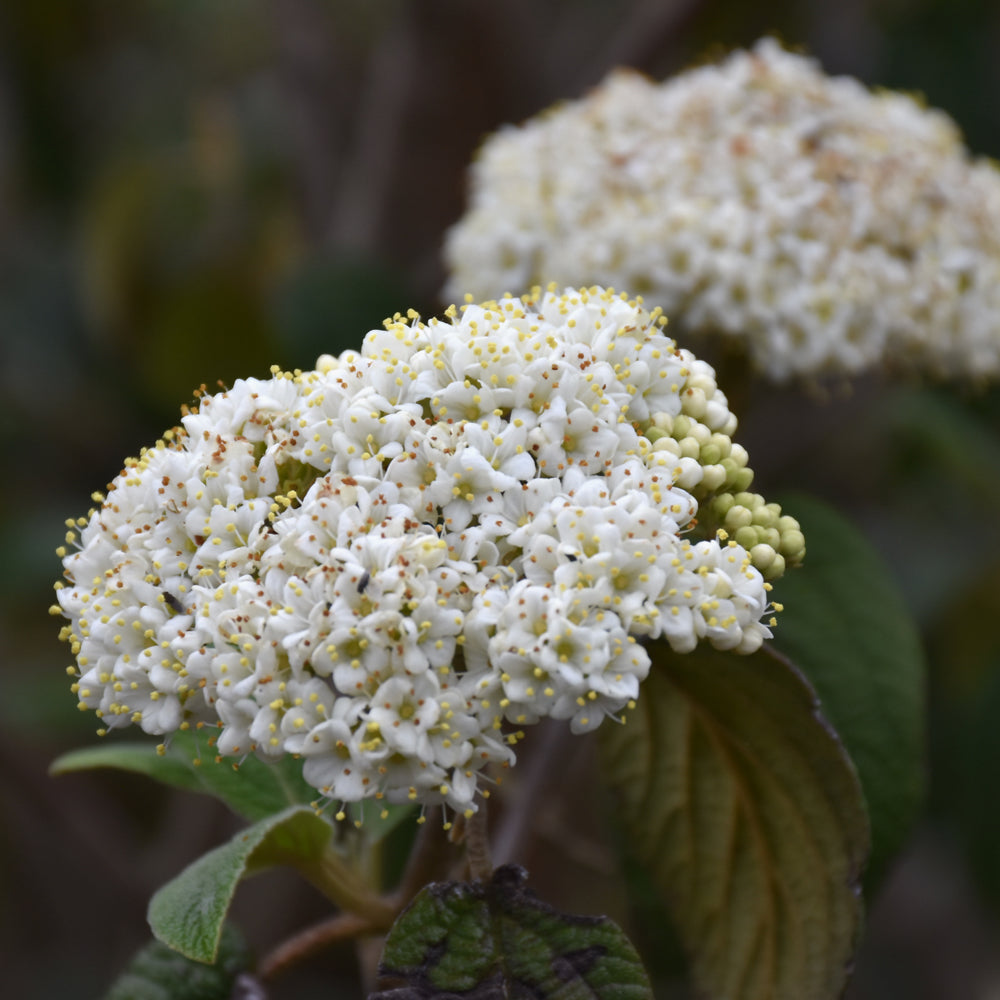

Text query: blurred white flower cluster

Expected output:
[55,286,797,815]
[445,40,1000,381]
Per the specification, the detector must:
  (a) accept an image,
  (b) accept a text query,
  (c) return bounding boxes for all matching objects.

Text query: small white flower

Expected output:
[300,717,377,802]
[367,674,442,759]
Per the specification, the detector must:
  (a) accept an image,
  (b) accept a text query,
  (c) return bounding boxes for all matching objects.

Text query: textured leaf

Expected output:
[148,806,331,963]
[51,730,315,822]
[772,493,925,887]
[104,924,253,1000]
[373,864,652,1000]
[599,641,869,1000]
[51,741,202,793]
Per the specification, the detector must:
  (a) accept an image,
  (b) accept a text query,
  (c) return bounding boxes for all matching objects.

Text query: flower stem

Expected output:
[294,842,397,927]
[258,911,376,982]
[261,816,463,983]
[465,802,493,882]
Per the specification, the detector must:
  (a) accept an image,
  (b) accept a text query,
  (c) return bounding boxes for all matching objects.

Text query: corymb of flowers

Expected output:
[54,286,803,817]
[445,40,1000,381]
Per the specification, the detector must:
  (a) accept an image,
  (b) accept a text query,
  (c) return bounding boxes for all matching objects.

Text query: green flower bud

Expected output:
[700,443,722,465]
[761,527,782,549]
[750,543,777,571]
[689,422,711,446]
[653,436,682,456]
[679,436,701,459]
[779,529,806,563]
[709,433,732,458]
[700,464,728,492]
[724,505,754,531]
[711,493,736,517]
[763,552,786,581]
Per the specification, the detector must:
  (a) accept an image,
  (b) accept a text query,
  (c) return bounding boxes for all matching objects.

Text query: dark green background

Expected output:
[5,2,1000,997]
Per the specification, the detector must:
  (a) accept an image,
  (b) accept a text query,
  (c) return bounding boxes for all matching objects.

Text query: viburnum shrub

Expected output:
[51,287,918,998]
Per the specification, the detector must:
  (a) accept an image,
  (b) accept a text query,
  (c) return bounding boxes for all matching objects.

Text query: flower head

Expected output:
[55,286,798,814]
[445,40,1000,381]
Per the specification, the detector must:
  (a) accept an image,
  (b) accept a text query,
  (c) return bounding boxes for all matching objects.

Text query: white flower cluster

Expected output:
[55,286,790,815]
[444,40,1000,381]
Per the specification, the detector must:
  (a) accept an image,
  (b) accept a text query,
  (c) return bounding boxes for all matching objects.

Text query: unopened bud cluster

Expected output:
[55,286,797,814]
[707,493,806,580]
[445,39,1000,381]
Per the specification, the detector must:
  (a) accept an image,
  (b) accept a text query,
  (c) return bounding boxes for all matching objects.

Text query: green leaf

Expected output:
[772,493,925,887]
[50,741,202,792]
[373,864,652,999]
[104,924,253,1000]
[599,641,869,1000]
[50,730,315,822]
[148,805,332,963]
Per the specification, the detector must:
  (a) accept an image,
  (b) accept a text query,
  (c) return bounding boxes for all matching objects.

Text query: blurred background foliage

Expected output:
[6,1,1000,997]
